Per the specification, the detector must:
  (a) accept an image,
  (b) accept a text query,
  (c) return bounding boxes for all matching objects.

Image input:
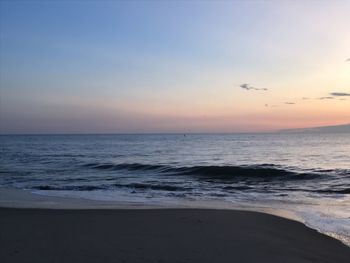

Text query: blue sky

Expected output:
[1,1,349,133]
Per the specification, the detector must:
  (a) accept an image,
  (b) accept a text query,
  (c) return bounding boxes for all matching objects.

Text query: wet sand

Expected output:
[1,208,349,263]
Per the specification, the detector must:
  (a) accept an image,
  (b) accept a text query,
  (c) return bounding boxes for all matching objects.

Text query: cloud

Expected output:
[330,92,350,96]
[346,58,350,62]
[285,102,296,105]
[239,84,268,91]
[302,97,310,100]
[240,83,252,90]
[317,97,334,100]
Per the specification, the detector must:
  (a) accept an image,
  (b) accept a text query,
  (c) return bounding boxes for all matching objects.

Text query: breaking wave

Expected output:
[82,162,341,181]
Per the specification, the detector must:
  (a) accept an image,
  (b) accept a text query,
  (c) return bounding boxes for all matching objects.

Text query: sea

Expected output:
[0,133,349,245]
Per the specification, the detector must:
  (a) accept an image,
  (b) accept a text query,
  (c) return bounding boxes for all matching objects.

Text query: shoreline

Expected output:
[0,187,303,221]
[1,207,349,263]
[0,187,350,247]
[0,188,300,215]
[1,187,349,250]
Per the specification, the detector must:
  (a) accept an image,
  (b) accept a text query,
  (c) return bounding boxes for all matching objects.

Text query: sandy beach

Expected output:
[1,207,349,263]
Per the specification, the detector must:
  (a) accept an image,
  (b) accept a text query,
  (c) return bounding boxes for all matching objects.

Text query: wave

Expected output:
[30,163,348,194]
[83,163,166,171]
[83,162,332,181]
[34,185,105,191]
[114,183,190,192]
[33,183,190,192]
[32,183,350,195]
[316,188,350,194]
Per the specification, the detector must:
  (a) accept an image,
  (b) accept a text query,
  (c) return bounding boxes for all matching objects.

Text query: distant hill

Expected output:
[279,123,350,133]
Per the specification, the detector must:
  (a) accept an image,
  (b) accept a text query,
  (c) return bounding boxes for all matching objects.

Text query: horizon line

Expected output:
[1,122,349,136]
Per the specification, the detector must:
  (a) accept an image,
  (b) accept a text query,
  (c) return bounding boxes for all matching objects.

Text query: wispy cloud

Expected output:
[330,92,350,96]
[239,84,268,91]
[240,83,252,90]
[285,102,296,105]
[346,58,350,62]
[317,97,334,100]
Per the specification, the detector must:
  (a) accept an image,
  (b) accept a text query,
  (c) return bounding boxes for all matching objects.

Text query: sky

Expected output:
[0,1,349,133]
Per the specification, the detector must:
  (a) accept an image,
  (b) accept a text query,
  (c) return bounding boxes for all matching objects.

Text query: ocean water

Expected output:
[0,133,349,245]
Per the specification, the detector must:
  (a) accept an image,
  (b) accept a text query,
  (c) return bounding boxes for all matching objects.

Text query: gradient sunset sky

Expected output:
[1,1,349,133]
